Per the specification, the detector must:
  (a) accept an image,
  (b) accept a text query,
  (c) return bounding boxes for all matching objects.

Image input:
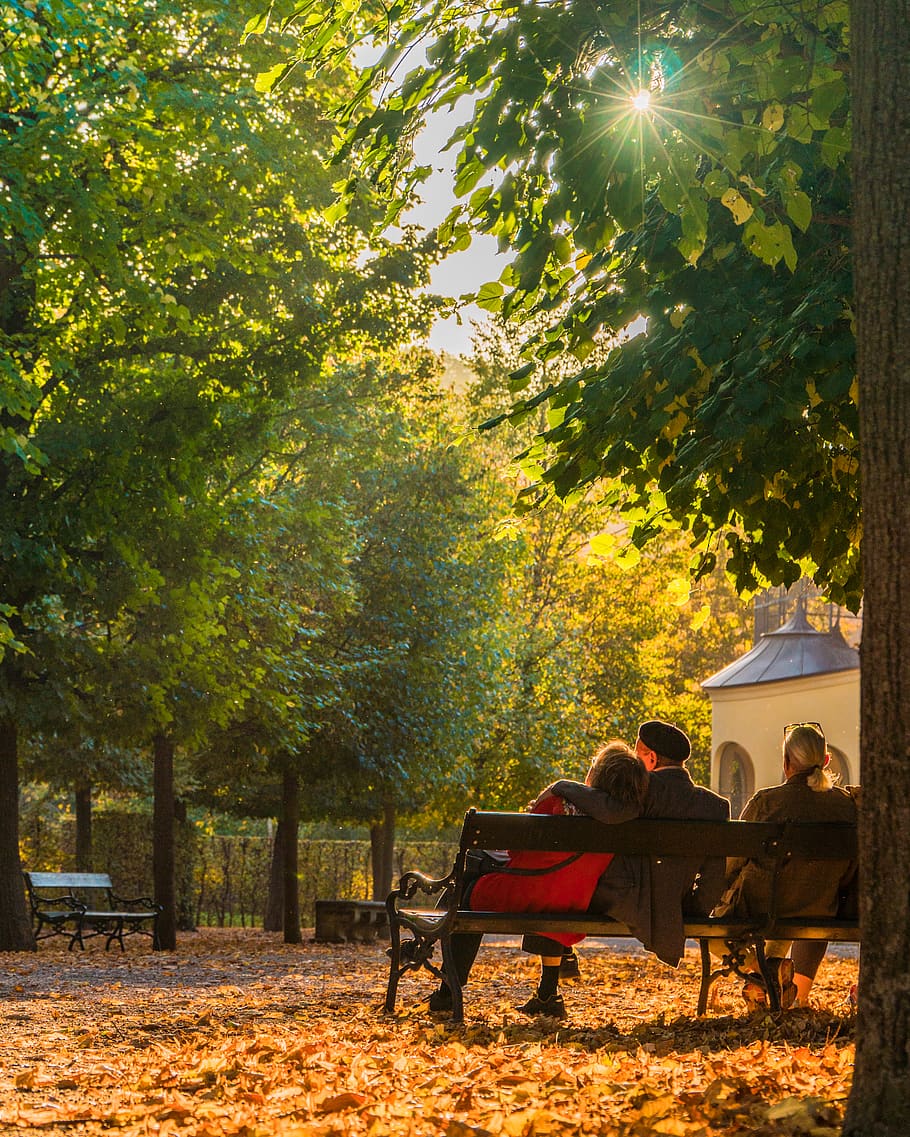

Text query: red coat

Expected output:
[468,796,614,948]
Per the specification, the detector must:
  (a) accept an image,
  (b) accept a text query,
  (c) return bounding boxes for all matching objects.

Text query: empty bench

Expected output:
[24,871,161,951]
[315,899,389,943]
[385,809,860,1021]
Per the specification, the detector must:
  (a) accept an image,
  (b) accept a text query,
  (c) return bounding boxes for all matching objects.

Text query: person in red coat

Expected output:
[430,742,649,1018]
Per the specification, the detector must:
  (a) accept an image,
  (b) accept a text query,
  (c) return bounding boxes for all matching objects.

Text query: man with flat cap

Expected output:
[540,719,730,968]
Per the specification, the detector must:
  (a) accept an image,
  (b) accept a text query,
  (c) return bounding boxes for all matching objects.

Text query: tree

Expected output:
[295,357,514,898]
[843,1,910,1131]
[460,320,750,798]
[279,0,856,599]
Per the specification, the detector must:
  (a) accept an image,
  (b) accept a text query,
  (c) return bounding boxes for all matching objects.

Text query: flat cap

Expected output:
[638,719,691,764]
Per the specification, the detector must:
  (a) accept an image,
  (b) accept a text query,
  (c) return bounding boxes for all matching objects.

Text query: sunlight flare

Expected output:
[632,88,651,112]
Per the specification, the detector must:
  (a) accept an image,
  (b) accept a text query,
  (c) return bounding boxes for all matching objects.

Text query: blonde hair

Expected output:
[784,724,836,792]
[587,741,650,808]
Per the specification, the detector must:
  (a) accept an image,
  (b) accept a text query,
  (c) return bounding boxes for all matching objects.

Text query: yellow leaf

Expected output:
[653,1119,691,1136]
[761,102,785,131]
[588,532,615,558]
[318,1091,368,1112]
[640,1093,677,1118]
[720,188,754,225]
[615,544,642,570]
[690,603,711,632]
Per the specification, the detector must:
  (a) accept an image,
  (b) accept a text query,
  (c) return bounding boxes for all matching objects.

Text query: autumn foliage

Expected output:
[0,929,857,1136]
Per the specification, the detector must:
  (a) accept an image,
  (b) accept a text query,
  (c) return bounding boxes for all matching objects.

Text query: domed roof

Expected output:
[702,607,859,689]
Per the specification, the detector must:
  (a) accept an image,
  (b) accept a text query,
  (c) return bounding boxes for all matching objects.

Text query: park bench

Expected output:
[315,899,389,943]
[24,871,161,951]
[385,809,860,1022]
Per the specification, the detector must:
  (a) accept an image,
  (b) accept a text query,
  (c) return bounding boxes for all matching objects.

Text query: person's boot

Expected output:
[741,957,797,1012]
[516,993,567,1018]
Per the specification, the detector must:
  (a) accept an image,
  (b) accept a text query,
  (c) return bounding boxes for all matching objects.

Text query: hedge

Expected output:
[20,811,457,927]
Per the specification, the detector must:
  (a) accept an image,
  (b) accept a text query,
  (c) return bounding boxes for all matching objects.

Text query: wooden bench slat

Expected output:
[462,813,858,860]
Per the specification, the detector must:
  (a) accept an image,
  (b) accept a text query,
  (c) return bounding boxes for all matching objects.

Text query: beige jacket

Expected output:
[722,770,858,920]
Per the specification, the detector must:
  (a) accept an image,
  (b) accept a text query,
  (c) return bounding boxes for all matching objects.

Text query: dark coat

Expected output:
[554,766,731,966]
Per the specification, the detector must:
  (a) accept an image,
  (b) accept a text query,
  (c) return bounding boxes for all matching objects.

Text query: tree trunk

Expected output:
[844,1,910,1131]
[152,733,177,951]
[264,819,285,932]
[369,799,396,900]
[281,770,301,944]
[74,782,92,872]
[0,717,35,951]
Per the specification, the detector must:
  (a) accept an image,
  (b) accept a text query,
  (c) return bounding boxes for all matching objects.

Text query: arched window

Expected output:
[717,743,756,818]
[827,745,852,787]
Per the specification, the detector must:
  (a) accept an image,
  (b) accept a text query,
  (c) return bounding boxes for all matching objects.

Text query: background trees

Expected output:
[280,0,856,599]
[3,0,754,969]
[0,0,435,949]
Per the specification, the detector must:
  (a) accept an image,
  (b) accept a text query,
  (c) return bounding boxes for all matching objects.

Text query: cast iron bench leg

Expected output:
[385,913,402,1013]
[697,939,712,1015]
[105,918,126,951]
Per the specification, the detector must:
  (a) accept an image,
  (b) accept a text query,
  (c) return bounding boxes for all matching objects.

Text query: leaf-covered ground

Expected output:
[0,929,857,1136]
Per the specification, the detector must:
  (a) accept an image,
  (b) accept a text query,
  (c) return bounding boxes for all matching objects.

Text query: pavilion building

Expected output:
[702,600,860,817]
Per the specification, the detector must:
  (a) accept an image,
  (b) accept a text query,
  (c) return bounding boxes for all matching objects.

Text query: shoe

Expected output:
[516,993,567,1019]
[428,988,453,1012]
[741,958,797,1012]
[559,951,581,979]
[774,957,798,1010]
[741,974,767,1011]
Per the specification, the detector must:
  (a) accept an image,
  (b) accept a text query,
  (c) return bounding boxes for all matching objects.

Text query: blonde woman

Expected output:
[717,722,858,1009]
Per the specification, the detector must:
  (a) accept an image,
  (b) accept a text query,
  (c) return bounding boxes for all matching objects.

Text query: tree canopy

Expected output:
[272,0,857,605]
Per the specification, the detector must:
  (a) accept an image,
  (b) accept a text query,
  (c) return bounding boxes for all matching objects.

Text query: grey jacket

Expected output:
[553,765,731,966]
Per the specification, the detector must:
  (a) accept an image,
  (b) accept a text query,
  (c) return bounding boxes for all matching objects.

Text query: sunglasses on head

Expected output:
[784,721,824,737]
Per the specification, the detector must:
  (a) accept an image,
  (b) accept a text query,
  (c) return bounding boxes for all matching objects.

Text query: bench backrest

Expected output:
[24,872,115,910]
[26,872,113,889]
[459,810,858,862]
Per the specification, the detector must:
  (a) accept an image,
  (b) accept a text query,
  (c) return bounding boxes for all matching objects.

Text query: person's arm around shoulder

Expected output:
[543,779,640,824]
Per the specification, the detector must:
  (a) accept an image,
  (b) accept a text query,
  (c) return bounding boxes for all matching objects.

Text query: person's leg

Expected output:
[745,941,797,1011]
[790,940,828,1005]
[517,935,568,1017]
[429,932,482,1011]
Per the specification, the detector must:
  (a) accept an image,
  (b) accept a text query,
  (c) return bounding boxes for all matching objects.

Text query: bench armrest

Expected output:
[394,868,457,906]
[110,894,161,912]
[32,894,86,914]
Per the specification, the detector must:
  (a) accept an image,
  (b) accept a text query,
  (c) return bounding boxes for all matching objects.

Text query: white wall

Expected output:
[708,670,860,806]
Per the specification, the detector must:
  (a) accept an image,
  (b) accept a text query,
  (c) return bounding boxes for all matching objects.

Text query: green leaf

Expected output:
[475,280,505,312]
[783,188,812,232]
[255,61,294,94]
[242,9,271,41]
[720,188,754,225]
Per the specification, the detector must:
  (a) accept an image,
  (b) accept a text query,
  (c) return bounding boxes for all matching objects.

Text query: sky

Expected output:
[404,109,508,358]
